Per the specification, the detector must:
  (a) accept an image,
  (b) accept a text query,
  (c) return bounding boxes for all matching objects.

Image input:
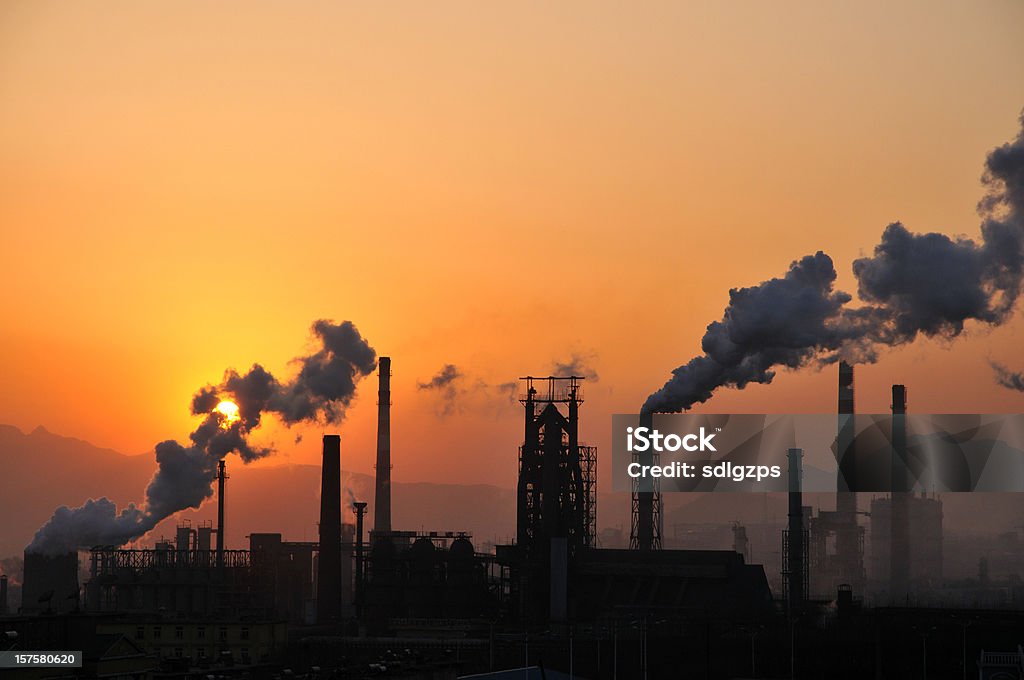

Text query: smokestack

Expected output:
[837,361,855,491]
[786,448,805,615]
[318,435,342,623]
[630,410,662,551]
[0,574,8,615]
[835,362,862,591]
[216,459,227,568]
[374,357,392,535]
[838,361,854,415]
[353,501,367,619]
[890,384,910,603]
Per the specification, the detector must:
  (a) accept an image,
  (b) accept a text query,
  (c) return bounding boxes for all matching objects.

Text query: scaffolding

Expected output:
[516,376,597,554]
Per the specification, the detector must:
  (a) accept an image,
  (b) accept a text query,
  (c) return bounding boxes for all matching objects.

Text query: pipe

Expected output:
[787,447,805,615]
[216,459,226,569]
[890,385,910,603]
[836,361,861,591]
[317,435,342,623]
[353,501,367,619]
[374,357,392,535]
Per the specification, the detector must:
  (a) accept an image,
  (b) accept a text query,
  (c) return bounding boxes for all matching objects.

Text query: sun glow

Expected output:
[215,400,240,427]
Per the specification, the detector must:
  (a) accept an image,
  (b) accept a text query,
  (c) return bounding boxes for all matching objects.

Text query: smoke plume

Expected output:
[550,353,600,382]
[28,320,376,555]
[645,113,1024,414]
[992,362,1024,392]
[418,364,463,416]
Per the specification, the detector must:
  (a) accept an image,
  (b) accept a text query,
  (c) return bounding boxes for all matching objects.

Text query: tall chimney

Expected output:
[216,459,227,569]
[630,410,662,550]
[836,361,861,591]
[786,448,805,615]
[353,501,367,618]
[374,357,392,535]
[890,385,911,603]
[0,574,8,615]
[318,435,342,623]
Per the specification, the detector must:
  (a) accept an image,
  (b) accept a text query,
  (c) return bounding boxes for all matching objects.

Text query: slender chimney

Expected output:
[836,361,861,591]
[890,385,910,603]
[0,574,8,615]
[318,435,342,623]
[787,448,805,615]
[374,357,392,535]
[216,459,227,568]
[353,501,367,618]
[630,410,661,550]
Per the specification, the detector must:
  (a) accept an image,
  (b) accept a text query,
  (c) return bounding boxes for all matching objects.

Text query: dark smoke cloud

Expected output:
[992,362,1024,392]
[550,353,600,382]
[272,320,378,424]
[645,113,1024,414]
[852,222,1020,340]
[418,364,463,416]
[643,252,863,413]
[28,320,375,555]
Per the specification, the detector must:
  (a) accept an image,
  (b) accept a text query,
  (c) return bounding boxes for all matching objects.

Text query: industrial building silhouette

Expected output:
[6,358,1024,678]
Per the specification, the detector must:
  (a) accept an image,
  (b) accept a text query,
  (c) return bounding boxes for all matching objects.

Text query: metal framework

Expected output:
[86,547,258,616]
[629,411,663,551]
[516,376,597,555]
[89,548,252,571]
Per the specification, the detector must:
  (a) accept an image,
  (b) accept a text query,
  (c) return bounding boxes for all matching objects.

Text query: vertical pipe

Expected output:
[318,435,342,623]
[787,448,804,615]
[216,459,226,569]
[374,357,392,535]
[517,382,536,548]
[0,574,8,615]
[354,501,367,619]
[632,411,655,550]
[890,385,910,603]
[836,361,860,591]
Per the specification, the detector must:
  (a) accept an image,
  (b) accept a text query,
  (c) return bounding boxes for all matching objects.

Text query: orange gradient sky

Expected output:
[2,2,1024,490]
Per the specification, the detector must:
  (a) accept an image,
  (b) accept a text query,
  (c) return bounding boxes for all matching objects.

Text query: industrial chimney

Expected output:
[630,410,662,551]
[0,574,8,615]
[353,501,367,618]
[786,448,806,615]
[374,357,392,536]
[216,459,227,569]
[835,361,863,592]
[318,435,342,623]
[890,384,911,603]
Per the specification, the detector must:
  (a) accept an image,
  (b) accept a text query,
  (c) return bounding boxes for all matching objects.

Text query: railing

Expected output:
[89,548,251,574]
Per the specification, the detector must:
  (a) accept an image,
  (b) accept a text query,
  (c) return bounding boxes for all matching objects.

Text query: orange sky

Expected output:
[2,1,1024,491]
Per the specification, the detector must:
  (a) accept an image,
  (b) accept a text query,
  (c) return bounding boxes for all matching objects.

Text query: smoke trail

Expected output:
[27,320,376,555]
[645,113,1024,414]
[992,362,1024,392]
[550,353,600,381]
[418,364,463,416]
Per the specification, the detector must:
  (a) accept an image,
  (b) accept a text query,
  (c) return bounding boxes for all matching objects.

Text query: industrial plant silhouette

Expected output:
[4,356,1024,679]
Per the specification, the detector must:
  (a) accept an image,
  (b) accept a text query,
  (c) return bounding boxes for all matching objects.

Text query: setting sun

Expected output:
[215,400,240,427]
